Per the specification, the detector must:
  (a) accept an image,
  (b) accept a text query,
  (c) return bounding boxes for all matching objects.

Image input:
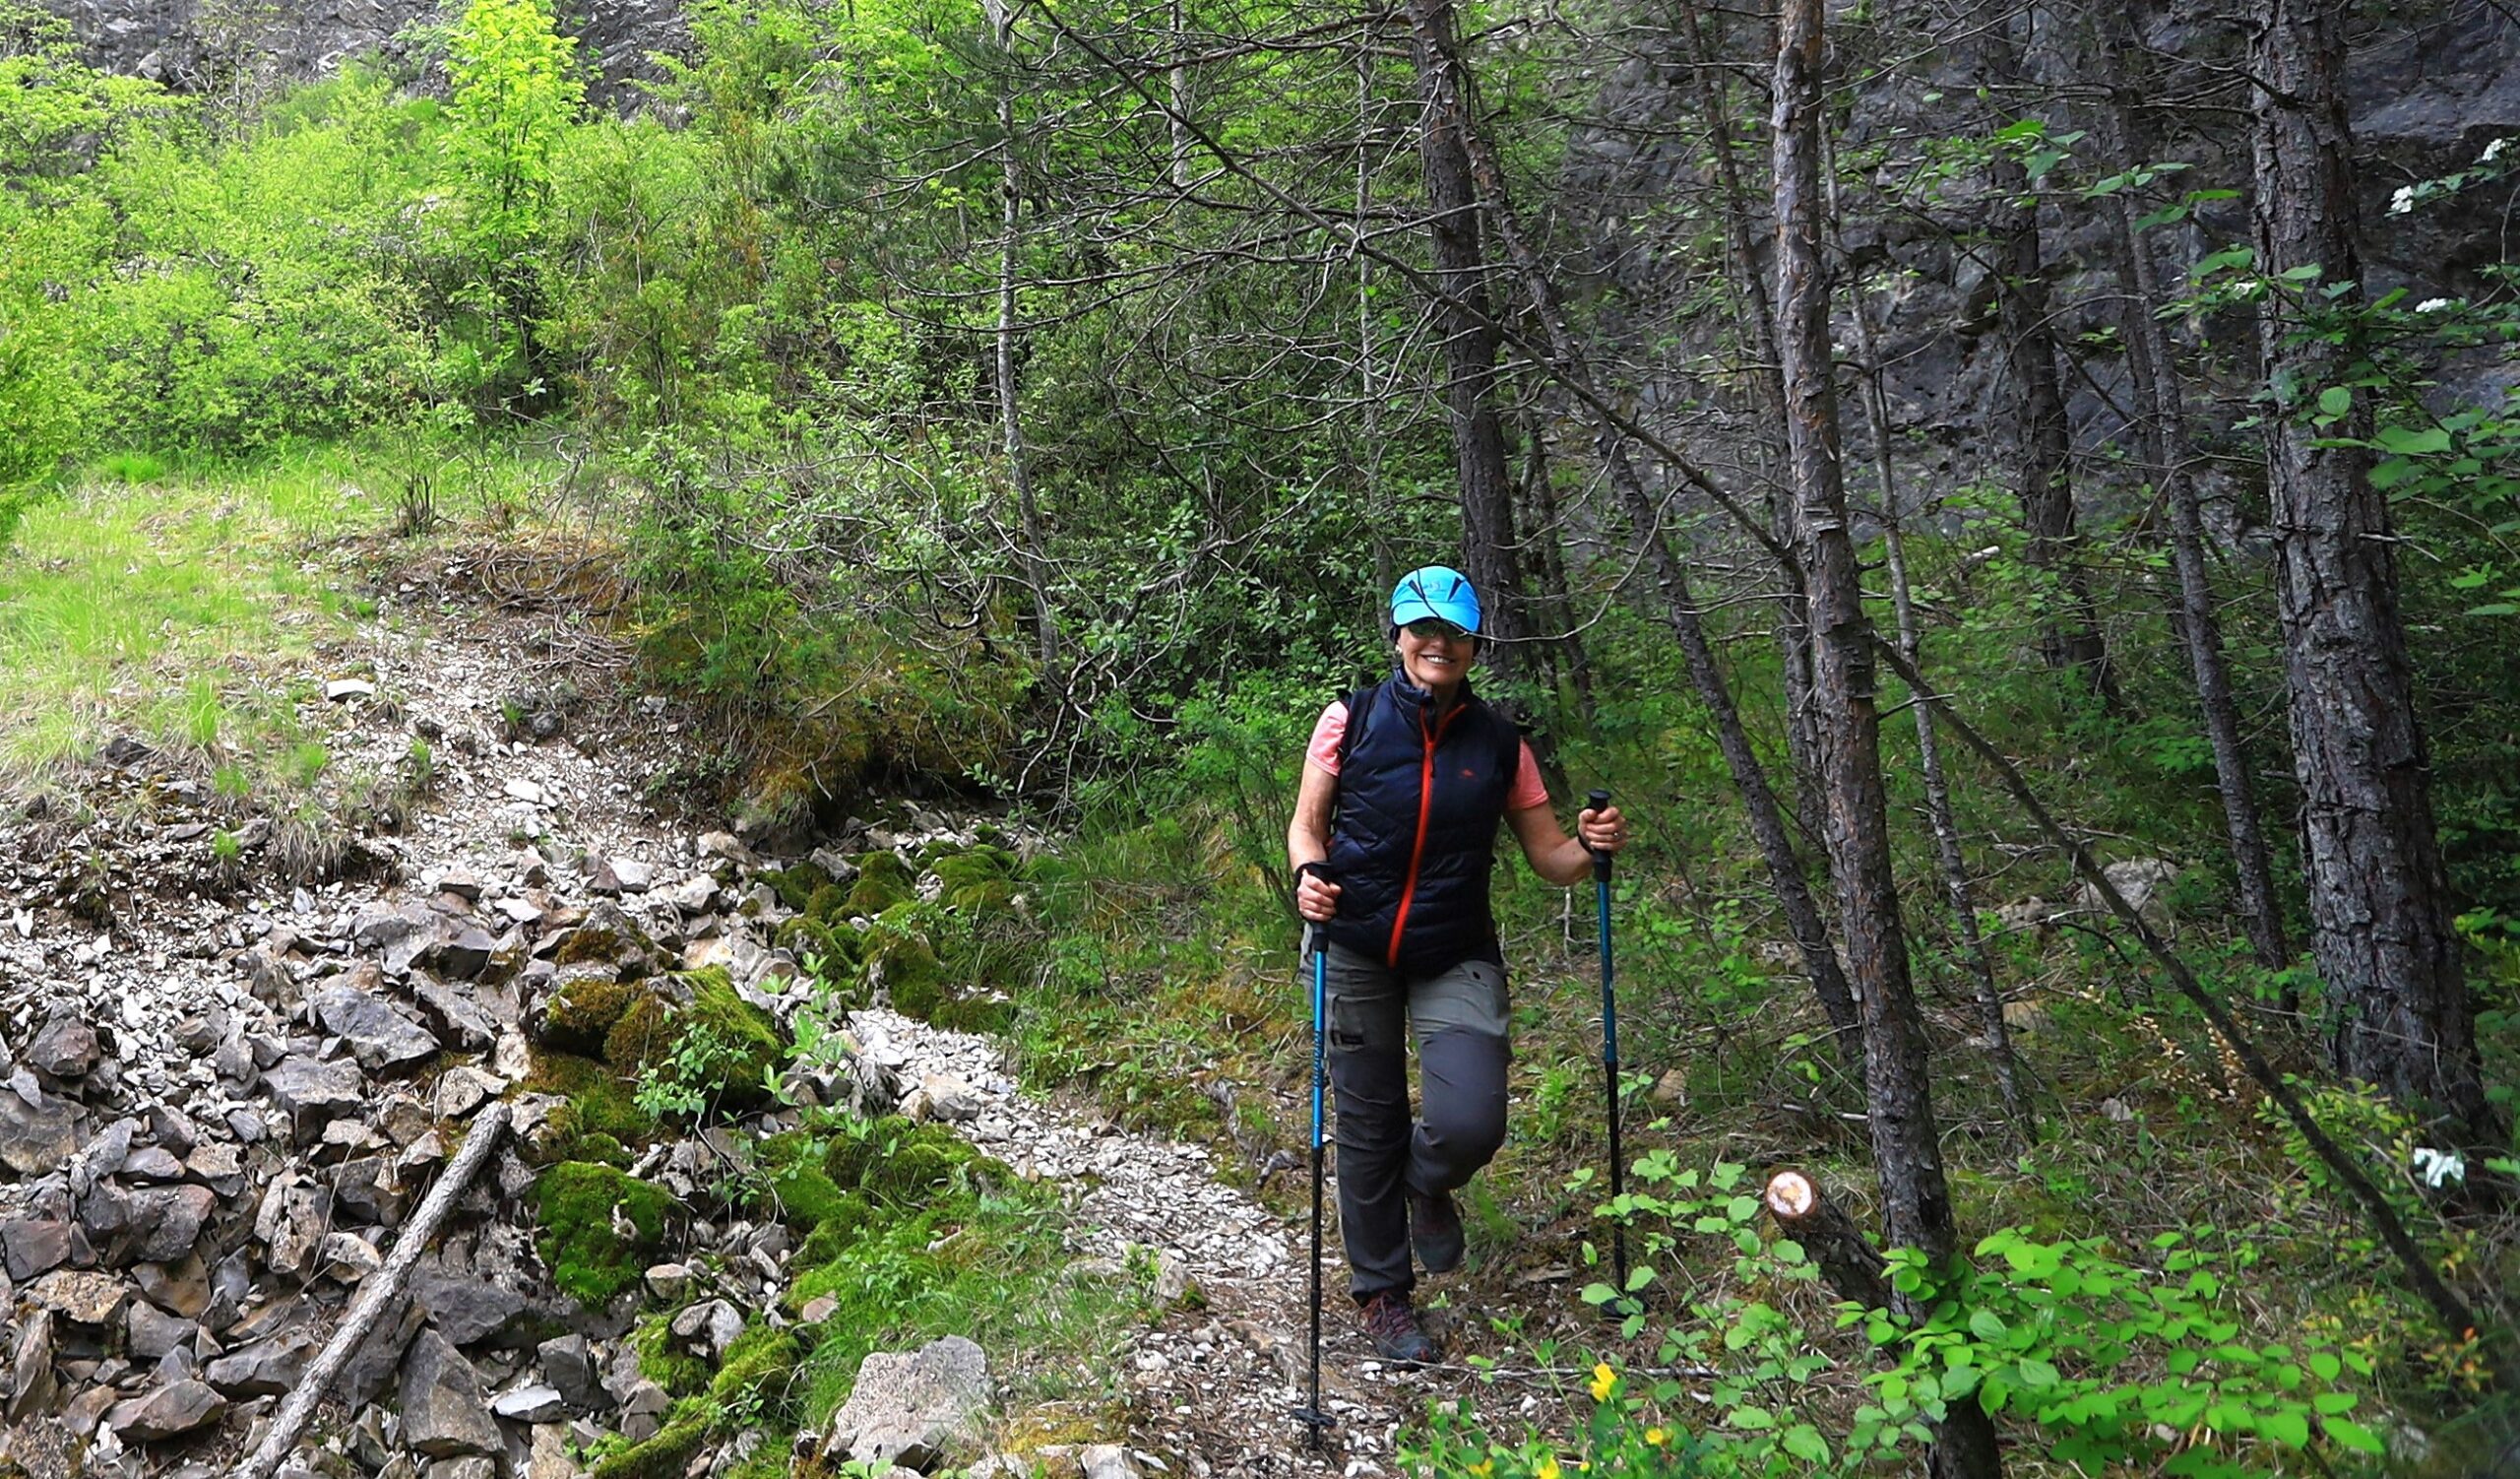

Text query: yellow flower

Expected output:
[1538,1458,1562,1479]
[1646,1428,1669,1447]
[1468,1464,1492,1478]
[1590,1363,1617,1402]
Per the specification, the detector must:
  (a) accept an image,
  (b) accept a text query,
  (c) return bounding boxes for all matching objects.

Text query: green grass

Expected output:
[0,445,374,786]
[0,434,571,802]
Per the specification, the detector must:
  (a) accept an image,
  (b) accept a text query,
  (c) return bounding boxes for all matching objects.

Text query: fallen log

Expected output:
[230,1102,512,1479]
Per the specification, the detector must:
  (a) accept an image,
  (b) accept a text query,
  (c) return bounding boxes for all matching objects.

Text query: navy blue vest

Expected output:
[1322,674,1524,975]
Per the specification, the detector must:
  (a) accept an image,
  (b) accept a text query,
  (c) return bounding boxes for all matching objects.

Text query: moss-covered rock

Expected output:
[928,997,1015,1035]
[804,882,850,922]
[524,1052,660,1163]
[709,1324,803,1422]
[534,1162,672,1309]
[602,991,677,1072]
[844,850,916,916]
[930,845,1022,915]
[551,902,662,979]
[820,1117,1006,1208]
[794,1192,876,1267]
[671,967,786,1111]
[589,1416,708,1479]
[536,971,644,1056]
[628,1312,714,1396]
[861,907,944,1018]
[759,863,834,916]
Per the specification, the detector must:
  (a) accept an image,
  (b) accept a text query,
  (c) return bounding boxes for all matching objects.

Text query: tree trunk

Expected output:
[1973,24,2115,705]
[1843,246,2034,1139]
[1675,0,1831,860]
[2249,0,2496,1141]
[2088,17,2291,978]
[984,0,1057,670]
[1518,415,1598,721]
[1773,4,2002,1474]
[1405,0,1529,681]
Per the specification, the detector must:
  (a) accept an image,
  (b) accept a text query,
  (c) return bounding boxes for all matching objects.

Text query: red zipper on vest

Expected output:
[1386,701,1463,967]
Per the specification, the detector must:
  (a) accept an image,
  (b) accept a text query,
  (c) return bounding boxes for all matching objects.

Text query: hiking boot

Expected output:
[1409,1185,1466,1274]
[1359,1290,1441,1365]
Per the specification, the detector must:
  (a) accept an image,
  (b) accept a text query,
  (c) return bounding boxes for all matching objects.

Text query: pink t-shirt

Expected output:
[1306,700,1550,811]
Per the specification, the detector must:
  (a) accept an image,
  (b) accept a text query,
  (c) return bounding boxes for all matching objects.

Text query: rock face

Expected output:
[822,1336,992,1471]
[47,0,693,103]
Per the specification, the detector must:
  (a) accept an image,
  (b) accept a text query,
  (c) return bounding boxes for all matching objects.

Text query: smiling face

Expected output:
[1395,619,1477,699]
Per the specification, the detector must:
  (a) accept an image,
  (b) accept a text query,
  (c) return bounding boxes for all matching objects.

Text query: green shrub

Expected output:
[533,1161,672,1308]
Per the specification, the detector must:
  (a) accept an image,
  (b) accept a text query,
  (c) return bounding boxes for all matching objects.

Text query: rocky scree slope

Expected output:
[0,603,1461,1479]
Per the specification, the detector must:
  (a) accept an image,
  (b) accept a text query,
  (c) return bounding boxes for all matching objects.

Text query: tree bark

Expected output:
[1773,4,2002,1473]
[1676,0,1831,861]
[2249,0,2495,1141]
[1843,247,2034,1139]
[2087,14,2290,978]
[1405,0,1530,681]
[1972,24,2116,705]
[1518,414,1598,721]
[984,0,1057,670]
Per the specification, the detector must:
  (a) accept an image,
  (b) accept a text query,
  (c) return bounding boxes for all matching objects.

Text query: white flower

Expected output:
[2413,1146,2466,1189]
[2486,137,2509,162]
[2391,185,2420,215]
[2417,297,2456,313]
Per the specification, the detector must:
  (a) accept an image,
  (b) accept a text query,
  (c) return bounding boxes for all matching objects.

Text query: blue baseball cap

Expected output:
[1390,565,1482,636]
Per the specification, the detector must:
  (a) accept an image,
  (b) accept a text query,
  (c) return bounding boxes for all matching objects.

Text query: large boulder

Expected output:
[400,1328,502,1458]
[0,1073,82,1176]
[263,1056,367,1142]
[104,1380,227,1443]
[821,1336,991,1471]
[26,1017,102,1079]
[313,984,443,1072]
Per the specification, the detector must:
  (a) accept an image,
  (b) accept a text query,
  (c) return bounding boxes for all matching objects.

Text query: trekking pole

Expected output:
[1294,916,1334,1449]
[1588,789,1630,1305]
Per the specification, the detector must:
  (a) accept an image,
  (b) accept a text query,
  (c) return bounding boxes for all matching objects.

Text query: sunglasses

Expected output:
[1403,619,1473,641]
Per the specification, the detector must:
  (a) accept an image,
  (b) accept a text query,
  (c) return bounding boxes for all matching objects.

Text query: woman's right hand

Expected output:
[1295,869,1343,923]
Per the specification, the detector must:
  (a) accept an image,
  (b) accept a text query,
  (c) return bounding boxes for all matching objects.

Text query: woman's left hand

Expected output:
[1578,804,1630,854]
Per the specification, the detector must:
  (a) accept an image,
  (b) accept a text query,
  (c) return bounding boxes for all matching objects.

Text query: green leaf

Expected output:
[2317,385,2353,418]
[1580,1281,1616,1307]
[2262,1409,2311,1447]
[2016,1358,2060,1389]
[2322,1417,2385,1454]
[2375,423,2453,454]
[1969,1309,2008,1341]
[1783,1425,1830,1462]
[2306,1352,2342,1382]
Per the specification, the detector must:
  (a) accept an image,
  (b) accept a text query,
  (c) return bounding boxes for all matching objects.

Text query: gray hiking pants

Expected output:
[1308,937,1511,1302]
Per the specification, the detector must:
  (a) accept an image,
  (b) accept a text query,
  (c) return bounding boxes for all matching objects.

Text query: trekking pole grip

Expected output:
[1586,789,1614,882]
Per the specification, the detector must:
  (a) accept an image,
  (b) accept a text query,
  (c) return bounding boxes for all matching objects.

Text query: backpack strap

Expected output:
[1326,679,1377,832]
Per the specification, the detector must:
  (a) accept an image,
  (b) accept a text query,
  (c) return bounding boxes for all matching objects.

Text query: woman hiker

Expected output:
[1286,565,1629,1365]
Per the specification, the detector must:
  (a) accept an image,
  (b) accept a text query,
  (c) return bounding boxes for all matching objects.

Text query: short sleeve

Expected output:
[1508,740,1548,810]
[1305,701,1351,774]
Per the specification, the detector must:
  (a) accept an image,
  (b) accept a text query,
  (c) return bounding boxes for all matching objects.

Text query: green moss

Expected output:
[603,991,677,1072]
[630,1312,713,1396]
[931,846,1021,915]
[710,1325,803,1421]
[928,997,1014,1034]
[552,907,660,976]
[524,1052,660,1162]
[760,863,832,915]
[672,966,787,1110]
[794,1192,875,1265]
[533,1161,672,1309]
[862,907,944,1018]
[844,850,915,916]
[589,1416,708,1479]
[820,1117,1004,1208]
[805,882,849,922]
[538,974,643,1054]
